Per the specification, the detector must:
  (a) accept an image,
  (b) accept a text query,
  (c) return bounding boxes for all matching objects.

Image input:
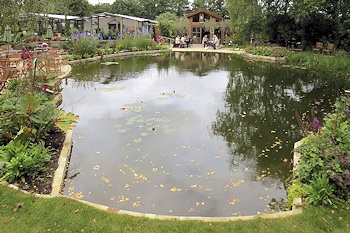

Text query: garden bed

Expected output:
[13,131,65,194]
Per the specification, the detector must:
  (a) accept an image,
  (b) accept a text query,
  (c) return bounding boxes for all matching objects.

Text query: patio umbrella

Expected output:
[3,25,12,54]
[46,25,53,45]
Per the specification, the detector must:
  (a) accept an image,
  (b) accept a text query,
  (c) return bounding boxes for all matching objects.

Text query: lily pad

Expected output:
[114,124,123,129]
[133,138,142,143]
[161,92,186,98]
[96,86,126,92]
[140,132,149,137]
[126,115,143,125]
[124,103,146,113]
[118,129,127,133]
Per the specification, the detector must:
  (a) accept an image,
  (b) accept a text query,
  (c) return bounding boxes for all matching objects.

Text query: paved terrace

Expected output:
[171,43,245,54]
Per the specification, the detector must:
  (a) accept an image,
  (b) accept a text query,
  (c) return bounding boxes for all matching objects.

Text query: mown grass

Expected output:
[0,186,349,233]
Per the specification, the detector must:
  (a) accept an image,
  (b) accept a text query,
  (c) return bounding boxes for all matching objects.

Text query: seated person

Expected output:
[174,35,181,48]
[180,36,186,48]
[185,36,191,48]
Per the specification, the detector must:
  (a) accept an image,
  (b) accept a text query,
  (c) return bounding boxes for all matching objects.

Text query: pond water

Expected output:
[61,52,346,217]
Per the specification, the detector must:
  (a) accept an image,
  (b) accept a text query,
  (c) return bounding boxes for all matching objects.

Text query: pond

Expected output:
[61,52,346,217]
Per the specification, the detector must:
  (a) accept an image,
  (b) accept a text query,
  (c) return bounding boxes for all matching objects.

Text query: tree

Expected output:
[111,0,141,17]
[290,0,350,49]
[67,0,92,17]
[93,3,112,14]
[166,0,190,17]
[226,0,263,43]
[156,12,178,37]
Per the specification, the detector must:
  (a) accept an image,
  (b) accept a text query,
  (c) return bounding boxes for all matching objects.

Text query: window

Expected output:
[192,14,199,22]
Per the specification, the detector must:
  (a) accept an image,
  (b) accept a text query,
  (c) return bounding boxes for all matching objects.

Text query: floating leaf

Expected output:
[229,198,239,205]
[101,177,110,183]
[133,138,142,143]
[118,195,129,202]
[114,124,123,129]
[170,187,182,192]
[132,200,142,207]
[101,61,119,65]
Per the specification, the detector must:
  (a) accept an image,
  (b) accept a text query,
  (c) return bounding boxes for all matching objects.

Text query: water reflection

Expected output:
[61,53,347,217]
[212,59,345,183]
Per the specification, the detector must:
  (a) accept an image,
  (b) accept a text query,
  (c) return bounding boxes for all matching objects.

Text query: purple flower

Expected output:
[313,117,319,134]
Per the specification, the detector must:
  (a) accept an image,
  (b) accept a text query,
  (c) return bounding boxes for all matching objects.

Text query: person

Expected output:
[180,35,186,48]
[174,35,181,48]
[202,35,208,48]
[21,47,31,60]
[212,35,219,50]
[185,36,191,48]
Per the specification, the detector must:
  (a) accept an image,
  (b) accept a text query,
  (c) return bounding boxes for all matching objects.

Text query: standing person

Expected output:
[202,35,208,48]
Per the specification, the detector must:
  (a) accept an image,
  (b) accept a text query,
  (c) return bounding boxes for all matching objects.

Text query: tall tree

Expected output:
[67,0,92,17]
[93,3,112,14]
[111,0,141,17]
[166,0,190,17]
[226,0,262,33]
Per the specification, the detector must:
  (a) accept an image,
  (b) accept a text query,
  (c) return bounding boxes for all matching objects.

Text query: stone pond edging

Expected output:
[2,51,303,222]
[68,50,169,65]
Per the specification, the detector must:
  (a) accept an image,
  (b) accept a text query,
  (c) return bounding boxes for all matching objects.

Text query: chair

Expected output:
[313,42,323,54]
[323,43,334,55]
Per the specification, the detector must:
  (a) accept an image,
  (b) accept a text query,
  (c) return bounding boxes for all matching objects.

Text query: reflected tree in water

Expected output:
[211,58,344,182]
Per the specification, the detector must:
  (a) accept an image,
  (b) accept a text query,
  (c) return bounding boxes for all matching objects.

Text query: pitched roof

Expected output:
[185,9,225,20]
[88,12,157,25]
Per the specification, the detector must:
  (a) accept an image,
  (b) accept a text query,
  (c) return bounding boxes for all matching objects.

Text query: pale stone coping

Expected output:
[51,130,73,196]
[68,50,168,65]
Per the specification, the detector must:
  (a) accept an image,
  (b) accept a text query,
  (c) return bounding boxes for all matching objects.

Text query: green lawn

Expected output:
[0,185,349,233]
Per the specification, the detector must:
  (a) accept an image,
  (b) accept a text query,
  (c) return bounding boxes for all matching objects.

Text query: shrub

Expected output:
[294,96,350,204]
[133,35,154,51]
[245,46,272,56]
[0,141,53,183]
[285,51,350,80]
[116,35,134,51]
[303,175,341,207]
[0,84,79,144]
[72,33,98,59]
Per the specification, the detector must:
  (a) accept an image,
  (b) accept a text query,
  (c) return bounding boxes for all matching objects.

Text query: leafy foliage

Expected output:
[132,35,156,51]
[0,141,53,183]
[303,175,341,207]
[294,96,350,206]
[72,33,99,59]
[0,79,79,144]
[285,51,350,81]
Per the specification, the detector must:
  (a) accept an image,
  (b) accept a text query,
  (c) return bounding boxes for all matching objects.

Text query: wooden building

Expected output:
[185,9,225,44]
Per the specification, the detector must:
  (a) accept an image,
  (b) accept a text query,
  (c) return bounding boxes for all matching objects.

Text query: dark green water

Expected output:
[61,52,347,217]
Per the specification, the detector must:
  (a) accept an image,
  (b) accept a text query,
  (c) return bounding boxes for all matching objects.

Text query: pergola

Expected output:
[36,14,82,36]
